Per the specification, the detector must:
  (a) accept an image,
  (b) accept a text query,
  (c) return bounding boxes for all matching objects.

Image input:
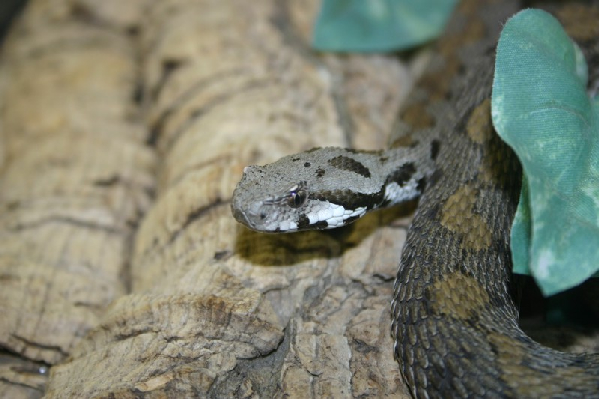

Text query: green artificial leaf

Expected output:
[492,9,599,296]
[312,0,458,52]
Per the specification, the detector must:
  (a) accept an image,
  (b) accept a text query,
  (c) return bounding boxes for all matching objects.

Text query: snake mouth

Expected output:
[231,192,277,232]
[231,196,300,233]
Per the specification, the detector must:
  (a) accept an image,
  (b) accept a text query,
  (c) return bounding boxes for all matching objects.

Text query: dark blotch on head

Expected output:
[328,155,371,178]
[316,168,325,177]
[292,157,300,162]
[298,214,310,229]
[314,221,329,229]
[431,140,440,161]
[386,162,416,186]
[304,162,311,167]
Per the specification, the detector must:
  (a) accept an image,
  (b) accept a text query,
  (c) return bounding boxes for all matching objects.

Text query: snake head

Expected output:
[231,165,315,232]
[231,149,374,232]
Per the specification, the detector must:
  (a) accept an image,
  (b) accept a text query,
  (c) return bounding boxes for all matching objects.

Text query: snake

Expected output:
[231,0,599,397]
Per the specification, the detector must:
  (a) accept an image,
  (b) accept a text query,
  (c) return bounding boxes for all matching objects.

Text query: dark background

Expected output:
[0,0,27,44]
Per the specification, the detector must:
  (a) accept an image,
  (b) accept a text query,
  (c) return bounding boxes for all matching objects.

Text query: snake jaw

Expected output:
[231,197,302,233]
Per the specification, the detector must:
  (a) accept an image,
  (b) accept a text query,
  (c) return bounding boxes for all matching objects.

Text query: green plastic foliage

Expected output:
[312,0,458,52]
[492,9,599,296]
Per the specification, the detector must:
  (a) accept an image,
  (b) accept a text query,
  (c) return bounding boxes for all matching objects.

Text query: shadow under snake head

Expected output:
[231,146,435,233]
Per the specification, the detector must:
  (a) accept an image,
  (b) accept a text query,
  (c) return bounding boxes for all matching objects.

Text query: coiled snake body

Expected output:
[232,1,599,397]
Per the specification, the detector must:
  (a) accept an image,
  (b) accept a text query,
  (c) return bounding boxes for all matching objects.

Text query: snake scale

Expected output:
[232,0,599,397]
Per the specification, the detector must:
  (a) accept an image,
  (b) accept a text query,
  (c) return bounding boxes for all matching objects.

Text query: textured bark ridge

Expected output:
[0,0,154,397]
[0,1,597,398]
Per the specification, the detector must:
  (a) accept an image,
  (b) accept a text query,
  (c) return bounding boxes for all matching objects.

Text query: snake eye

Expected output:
[287,182,308,208]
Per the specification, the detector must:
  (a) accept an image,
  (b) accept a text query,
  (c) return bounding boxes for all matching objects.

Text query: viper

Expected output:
[231,0,599,397]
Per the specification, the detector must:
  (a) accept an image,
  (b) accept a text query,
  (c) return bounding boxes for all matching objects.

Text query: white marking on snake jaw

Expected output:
[303,203,368,228]
[318,208,333,221]
[333,206,344,217]
[308,213,319,225]
[279,220,298,231]
[347,207,366,217]
[384,181,420,205]
[332,206,367,228]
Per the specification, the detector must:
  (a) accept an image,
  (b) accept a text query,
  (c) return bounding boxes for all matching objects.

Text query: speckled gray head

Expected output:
[231,146,432,232]
[231,165,320,232]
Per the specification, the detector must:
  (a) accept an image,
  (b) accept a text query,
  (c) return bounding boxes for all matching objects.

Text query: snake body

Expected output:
[232,0,599,397]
